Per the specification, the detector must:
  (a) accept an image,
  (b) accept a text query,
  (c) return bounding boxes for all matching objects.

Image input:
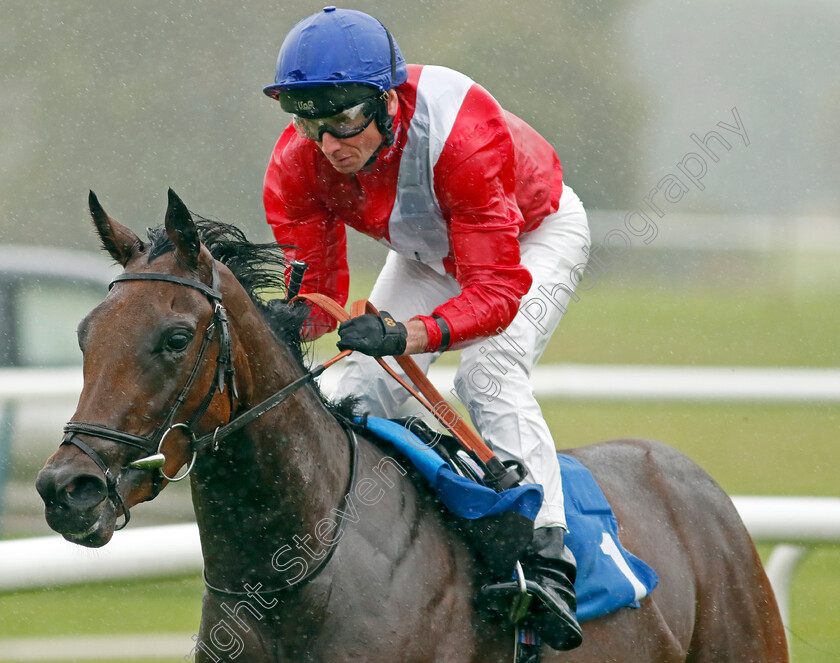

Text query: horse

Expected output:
[36,190,787,663]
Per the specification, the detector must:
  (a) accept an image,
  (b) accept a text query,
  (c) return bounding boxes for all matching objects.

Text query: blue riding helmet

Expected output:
[263,6,408,119]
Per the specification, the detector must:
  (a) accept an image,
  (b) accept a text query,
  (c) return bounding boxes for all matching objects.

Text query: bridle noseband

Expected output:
[61,262,236,529]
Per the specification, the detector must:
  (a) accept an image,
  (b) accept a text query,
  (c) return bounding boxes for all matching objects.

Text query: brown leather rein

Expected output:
[295,294,521,491]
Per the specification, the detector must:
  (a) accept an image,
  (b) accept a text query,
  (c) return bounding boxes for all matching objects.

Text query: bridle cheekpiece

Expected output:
[61,262,236,529]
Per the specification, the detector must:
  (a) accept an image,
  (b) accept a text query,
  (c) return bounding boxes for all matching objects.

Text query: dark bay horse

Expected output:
[36,190,787,662]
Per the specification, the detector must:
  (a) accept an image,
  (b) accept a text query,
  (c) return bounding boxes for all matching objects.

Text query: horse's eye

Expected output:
[165,331,193,352]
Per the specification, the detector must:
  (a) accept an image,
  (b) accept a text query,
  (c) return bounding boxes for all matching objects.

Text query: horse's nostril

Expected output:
[58,473,108,510]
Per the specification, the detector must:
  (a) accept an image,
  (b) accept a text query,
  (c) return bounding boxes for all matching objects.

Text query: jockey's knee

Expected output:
[454,345,530,411]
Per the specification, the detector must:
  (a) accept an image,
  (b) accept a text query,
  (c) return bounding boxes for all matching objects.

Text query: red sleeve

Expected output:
[431,85,533,348]
[263,126,349,339]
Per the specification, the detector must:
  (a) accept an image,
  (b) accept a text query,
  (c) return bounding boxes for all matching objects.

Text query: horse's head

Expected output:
[35,190,239,547]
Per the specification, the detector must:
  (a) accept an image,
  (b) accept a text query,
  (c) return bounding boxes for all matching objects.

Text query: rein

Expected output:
[295,294,525,492]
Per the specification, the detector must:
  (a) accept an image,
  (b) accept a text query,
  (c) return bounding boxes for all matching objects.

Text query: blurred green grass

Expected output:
[2,547,838,662]
[542,400,839,497]
[0,577,202,639]
[3,280,837,661]
[0,577,202,663]
[785,546,840,663]
[542,283,840,367]
[3,400,837,661]
[541,399,840,662]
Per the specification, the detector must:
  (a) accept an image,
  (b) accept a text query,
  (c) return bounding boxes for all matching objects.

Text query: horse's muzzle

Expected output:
[35,464,113,546]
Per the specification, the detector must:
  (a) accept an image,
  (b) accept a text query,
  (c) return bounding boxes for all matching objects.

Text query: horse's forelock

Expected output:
[140,216,348,414]
[143,218,305,354]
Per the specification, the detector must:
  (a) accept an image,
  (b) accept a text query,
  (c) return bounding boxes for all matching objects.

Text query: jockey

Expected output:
[262,7,589,651]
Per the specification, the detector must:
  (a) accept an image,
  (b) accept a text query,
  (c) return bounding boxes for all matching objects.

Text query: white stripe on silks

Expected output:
[387,66,474,274]
[421,65,474,164]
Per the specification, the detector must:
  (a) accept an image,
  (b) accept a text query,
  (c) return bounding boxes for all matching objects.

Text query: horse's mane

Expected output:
[144,215,357,418]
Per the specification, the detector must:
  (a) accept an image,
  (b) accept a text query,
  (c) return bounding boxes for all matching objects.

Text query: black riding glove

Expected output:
[337,311,408,356]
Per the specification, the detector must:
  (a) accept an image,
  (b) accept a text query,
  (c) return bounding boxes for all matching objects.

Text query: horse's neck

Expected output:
[191,286,351,589]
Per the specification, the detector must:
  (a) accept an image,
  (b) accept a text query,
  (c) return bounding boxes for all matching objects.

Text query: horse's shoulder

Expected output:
[347,429,441,524]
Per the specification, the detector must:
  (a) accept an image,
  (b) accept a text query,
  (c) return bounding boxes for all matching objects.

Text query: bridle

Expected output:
[61,262,237,529]
[59,260,353,530]
[60,259,359,594]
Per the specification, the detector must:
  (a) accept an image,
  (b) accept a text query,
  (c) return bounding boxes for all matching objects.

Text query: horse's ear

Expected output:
[164,188,200,271]
[89,191,143,267]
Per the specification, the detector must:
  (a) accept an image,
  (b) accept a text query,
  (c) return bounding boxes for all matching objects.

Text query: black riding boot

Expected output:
[523,527,582,650]
[479,527,582,651]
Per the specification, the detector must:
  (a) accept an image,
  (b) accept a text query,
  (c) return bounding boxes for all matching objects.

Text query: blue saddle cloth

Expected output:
[360,417,658,622]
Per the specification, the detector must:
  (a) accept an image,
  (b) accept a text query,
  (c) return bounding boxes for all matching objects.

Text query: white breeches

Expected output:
[332,185,590,529]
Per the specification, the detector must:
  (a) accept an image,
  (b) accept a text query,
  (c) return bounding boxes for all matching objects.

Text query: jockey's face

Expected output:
[316,91,398,174]
[317,121,382,174]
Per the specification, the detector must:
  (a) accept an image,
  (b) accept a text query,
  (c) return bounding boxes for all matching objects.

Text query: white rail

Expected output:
[733,496,840,640]
[0,524,200,592]
[3,364,840,403]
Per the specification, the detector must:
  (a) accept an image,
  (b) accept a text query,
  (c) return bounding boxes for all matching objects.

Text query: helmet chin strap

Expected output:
[363,97,395,168]
[376,102,396,147]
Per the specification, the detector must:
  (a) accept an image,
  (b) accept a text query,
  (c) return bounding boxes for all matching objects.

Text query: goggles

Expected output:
[292,99,378,142]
